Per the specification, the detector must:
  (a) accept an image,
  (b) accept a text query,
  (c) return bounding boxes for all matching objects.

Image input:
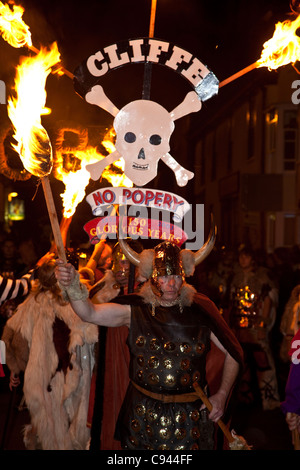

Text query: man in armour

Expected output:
[55,231,243,450]
[229,245,280,410]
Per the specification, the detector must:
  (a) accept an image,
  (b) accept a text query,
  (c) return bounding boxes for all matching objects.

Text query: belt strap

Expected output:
[131,380,201,403]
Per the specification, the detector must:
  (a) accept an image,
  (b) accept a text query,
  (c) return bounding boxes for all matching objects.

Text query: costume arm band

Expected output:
[59,271,89,302]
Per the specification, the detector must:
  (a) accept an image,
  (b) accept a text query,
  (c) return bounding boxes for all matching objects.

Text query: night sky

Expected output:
[0,0,296,248]
[0,0,292,123]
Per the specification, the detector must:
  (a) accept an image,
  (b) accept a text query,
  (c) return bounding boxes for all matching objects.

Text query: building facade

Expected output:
[188,66,300,252]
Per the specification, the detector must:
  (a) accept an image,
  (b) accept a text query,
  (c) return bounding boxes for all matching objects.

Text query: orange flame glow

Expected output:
[7,43,61,177]
[0,1,32,48]
[257,14,300,70]
[102,129,133,187]
[54,128,133,218]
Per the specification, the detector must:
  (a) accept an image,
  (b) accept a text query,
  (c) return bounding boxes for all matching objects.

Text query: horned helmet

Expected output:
[112,238,143,278]
[118,219,217,297]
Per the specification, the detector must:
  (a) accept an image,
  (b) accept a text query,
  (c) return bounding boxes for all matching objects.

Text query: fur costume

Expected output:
[89,270,121,303]
[87,269,131,450]
[2,324,29,376]
[139,278,196,309]
[3,289,98,450]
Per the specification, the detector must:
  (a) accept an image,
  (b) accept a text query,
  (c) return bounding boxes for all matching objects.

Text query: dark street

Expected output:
[0,0,299,458]
[0,364,294,452]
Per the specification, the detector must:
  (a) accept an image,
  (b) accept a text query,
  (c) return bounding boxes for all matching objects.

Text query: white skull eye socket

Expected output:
[149,134,162,146]
[124,132,136,143]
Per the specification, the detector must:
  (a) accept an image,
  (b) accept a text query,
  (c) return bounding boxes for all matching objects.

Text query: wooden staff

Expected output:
[142,0,158,99]
[193,382,251,450]
[149,0,157,38]
[292,428,300,450]
[26,44,74,79]
[288,413,300,450]
[219,62,258,88]
[192,382,234,443]
[41,176,67,263]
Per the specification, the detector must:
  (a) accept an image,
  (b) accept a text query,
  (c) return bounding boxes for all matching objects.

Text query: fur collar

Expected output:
[138,280,196,307]
[90,270,121,304]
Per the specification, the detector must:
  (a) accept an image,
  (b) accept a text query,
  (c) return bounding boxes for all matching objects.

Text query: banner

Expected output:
[74,38,219,102]
[83,215,188,246]
[85,186,191,222]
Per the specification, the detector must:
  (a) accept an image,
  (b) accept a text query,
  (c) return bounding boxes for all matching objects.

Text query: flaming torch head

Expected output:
[0,1,32,48]
[257,14,300,70]
[25,124,53,177]
[7,44,61,178]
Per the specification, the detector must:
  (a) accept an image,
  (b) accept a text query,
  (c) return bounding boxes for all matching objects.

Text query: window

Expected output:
[283,110,298,171]
[267,213,276,252]
[266,108,278,153]
[247,98,256,160]
[284,214,296,245]
[194,141,205,189]
[200,143,205,186]
[211,133,217,181]
[227,119,233,172]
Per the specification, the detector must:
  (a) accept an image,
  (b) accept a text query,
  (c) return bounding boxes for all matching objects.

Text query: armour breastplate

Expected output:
[128,303,211,394]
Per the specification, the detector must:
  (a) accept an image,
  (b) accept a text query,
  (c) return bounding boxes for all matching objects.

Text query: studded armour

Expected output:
[130,303,209,393]
[116,302,215,450]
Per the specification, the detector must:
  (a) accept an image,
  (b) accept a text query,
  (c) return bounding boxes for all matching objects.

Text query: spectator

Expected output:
[0,238,26,279]
[229,245,280,410]
[80,239,113,285]
[281,328,300,448]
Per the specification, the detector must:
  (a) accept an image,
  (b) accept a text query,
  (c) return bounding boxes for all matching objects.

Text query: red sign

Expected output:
[83,215,188,246]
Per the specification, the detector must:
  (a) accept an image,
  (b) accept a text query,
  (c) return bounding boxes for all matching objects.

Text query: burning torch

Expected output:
[7,44,67,262]
[0,1,73,78]
[220,12,300,88]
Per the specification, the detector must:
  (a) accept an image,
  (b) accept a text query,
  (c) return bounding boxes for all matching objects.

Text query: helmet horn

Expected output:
[118,214,216,269]
[118,236,141,267]
[194,215,217,266]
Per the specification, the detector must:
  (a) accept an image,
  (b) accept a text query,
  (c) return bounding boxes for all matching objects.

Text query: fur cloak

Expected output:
[87,270,131,451]
[3,290,98,450]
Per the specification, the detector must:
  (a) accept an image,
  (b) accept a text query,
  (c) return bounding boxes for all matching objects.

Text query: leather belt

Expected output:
[131,380,201,403]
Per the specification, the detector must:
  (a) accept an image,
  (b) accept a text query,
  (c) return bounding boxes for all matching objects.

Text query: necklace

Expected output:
[151,297,183,316]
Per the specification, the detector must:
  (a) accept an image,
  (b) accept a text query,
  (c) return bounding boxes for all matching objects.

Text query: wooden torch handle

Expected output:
[288,413,300,450]
[193,382,234,443]
[41,176,67,263]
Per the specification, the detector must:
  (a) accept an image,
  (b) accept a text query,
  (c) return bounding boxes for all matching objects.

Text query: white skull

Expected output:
[85,85,200,186]
[113,100,175,186]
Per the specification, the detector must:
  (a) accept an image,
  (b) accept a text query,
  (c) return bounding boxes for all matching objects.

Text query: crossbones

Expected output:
[84,85,202,187]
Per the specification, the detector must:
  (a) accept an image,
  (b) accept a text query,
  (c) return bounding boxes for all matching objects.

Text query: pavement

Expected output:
[0,365,295,452]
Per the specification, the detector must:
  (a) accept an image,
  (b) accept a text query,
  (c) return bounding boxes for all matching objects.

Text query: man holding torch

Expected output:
[55,228,244,450]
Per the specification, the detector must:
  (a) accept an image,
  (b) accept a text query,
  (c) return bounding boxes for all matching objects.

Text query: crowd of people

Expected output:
[0,226,300,450]
[192,243,300,397]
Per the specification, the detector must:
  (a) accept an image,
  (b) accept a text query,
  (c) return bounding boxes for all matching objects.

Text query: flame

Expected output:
[0,1,32,48]
[54,128,133,218]
[257,14,300,70]
[54,146,101,219]
[0,1,137,220]
[102,129,133,187]
[7,43,61,177]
